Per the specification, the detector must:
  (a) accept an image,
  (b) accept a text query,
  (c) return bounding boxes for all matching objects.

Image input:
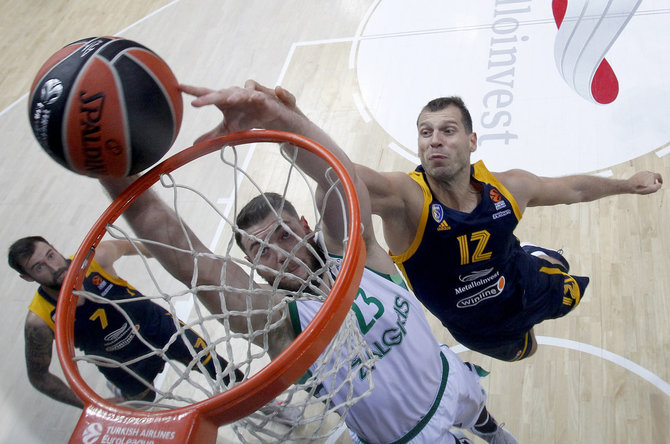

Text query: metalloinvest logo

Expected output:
[459,268,495,283]
[457,275,506,308]
[553,0,642,104]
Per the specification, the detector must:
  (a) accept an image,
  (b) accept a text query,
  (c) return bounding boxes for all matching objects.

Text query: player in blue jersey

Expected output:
[181,81,663,362]
[8,236,243,407]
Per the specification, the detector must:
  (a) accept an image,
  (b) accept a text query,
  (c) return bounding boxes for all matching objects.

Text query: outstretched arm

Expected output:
[98,177,281,338]
[24,313,84,408]
[498,168,663,211]
[181,81,404,271]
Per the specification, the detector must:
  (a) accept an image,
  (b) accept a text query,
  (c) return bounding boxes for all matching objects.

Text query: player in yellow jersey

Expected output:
[184,80,663,362]
[8,236,242,407]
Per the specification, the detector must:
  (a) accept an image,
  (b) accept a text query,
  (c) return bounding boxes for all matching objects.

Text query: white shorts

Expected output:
[350,345,487,443]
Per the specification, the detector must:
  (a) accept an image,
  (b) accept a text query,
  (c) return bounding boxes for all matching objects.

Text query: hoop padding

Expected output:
[56,130,367,443]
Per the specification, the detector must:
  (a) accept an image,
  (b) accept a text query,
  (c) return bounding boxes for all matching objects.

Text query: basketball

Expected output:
[28,36,183,178]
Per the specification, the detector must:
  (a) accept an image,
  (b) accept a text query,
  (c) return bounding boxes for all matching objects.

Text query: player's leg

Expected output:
[468,406,518,444]
[440,345,519,443]
[521,242,570,272]
[460,330,537,361]
[450,429,474,443]
[98,365,157,402]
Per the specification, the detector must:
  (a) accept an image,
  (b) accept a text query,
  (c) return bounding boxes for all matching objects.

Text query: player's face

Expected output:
[20,242,70,291]
[241,211,320,291]
[417,105,477,182]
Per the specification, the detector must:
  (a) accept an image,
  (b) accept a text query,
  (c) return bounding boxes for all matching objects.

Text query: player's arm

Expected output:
[354,164,424,255]
[497,168,663,211]
[93,239,152,277]
[98,177,278,338]
[24,312,84,408]
[181,80,416,261]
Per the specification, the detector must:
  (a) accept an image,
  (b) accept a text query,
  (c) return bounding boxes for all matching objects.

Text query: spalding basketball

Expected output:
[28,36,183,177]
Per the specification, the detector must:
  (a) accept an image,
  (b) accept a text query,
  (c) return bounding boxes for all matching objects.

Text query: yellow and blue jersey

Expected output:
[28,257,169,360]
[392,161,589,351]
[28,257,229,396]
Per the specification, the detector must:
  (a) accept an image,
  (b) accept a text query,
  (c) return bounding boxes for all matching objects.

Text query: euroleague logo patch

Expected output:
[82,422,103,444]
[552,0,641,104]
[489,188,502,203]
[40,79,63,105]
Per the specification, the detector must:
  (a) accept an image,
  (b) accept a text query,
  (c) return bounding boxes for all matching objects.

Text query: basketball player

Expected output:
[8,236,243,407]
[99,140,517,441]
[181,80,664,362]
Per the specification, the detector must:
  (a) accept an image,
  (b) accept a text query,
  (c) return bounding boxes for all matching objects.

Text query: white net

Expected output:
[66,138,378,443]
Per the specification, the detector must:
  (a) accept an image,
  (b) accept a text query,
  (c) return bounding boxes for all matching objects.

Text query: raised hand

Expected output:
[180,80,303,144]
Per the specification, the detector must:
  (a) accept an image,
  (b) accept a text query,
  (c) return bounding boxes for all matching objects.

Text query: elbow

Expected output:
[27,373,47,392]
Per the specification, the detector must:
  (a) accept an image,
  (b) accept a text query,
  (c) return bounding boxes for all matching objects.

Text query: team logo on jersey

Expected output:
[459,268,495,283]
[455,270,500,295]
[456,276,506,308]
[431,203,444,223]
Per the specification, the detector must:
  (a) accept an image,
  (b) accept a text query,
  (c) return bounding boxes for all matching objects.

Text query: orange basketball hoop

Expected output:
[56,130,366,443]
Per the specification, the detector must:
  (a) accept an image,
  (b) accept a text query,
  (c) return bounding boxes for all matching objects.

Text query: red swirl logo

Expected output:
[553,0,642,104]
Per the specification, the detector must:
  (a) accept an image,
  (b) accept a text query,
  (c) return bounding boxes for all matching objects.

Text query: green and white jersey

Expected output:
[289,259,447,443]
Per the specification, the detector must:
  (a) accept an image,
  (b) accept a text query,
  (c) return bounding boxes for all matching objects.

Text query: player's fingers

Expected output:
[275,86,297,107]
[244,79,275,95]
[179,84,214,98]
[187,86,249,108]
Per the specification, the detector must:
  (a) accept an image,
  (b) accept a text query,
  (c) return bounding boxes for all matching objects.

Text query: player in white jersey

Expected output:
[100,80,518,443]
[291,257,489,443]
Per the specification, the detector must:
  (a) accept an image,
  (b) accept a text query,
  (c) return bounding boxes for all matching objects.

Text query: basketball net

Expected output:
[57,131,375,443]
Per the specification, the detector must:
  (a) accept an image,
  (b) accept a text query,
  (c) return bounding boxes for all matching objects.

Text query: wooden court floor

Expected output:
[1,1,668,443]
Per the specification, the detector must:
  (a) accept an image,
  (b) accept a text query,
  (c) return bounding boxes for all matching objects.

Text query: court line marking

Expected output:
[352,92,371,123]
[388,142,419,164]
[656,145,670,157]
[116,0,181,35]
[328,334,670,443]
[453,336,670,397]
[0,1,183,119]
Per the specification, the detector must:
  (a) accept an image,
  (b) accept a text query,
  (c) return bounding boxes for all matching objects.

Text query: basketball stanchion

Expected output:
[56,130,369,443]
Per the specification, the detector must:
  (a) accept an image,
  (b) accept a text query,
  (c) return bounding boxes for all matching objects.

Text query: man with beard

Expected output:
[8,236,243,407]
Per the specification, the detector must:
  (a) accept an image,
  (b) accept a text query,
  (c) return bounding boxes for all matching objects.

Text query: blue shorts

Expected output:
[452,253,589,361]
